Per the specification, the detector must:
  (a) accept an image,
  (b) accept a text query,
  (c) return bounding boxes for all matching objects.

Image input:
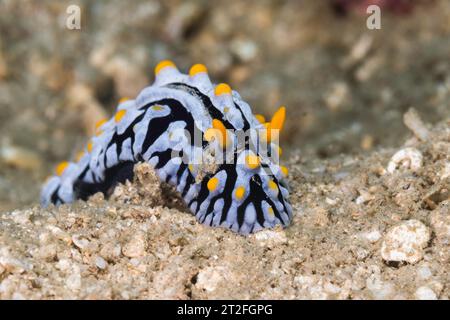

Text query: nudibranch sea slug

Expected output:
[41,61,292,234]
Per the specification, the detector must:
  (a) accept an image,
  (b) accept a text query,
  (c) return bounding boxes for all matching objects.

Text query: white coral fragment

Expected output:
[381,219,430,264]
[387,147,423,173]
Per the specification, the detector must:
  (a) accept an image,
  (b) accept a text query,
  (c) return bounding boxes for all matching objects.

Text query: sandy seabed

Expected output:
[1,115,448,300]
[0,0,449,300]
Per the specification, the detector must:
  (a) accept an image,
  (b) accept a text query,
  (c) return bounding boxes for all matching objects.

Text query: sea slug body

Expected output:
[41,60,293,234]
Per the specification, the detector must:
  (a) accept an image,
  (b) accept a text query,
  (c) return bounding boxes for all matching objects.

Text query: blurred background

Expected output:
[0,0,449,210]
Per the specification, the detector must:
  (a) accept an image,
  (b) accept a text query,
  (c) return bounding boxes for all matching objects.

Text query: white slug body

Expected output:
[41,61,292,234]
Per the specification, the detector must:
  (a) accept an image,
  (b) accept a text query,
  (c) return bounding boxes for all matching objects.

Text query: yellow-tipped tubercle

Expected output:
[204,119,230,149]
[268,180,278,191]
[87,141,93,153]
[255,114,266,123]
[95,118,108,130]
[151,105,164,111]
[280,165,288,177]
[75,151,85,162]
[56,161,69,176]
[277,146,282,157]
[204,128,216,142]
[215,83,232,96]
[262,122,272,143]
[245,154,260,170]
[235,186,246,200]
[154,60,176,75]
[270,106,286,131]
[207,177,219,192]
[114,109,127,123]
[212,119,229,148]
[189,64,208,77]
[261,106,285,143]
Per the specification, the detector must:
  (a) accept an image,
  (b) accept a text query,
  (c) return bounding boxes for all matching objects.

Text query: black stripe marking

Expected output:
[140,98,204,155]
[168,83,251,131]
[152,149,174,169]
[176,162,187,185]
[182,172,195,198]
[235,174,285,228]
[73,161,135,200]
[50,187,63,205]
[104,112,146,169]
[200,164,237,226]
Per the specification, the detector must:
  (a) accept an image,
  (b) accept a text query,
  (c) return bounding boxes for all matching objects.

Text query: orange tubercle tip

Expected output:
[151,105,164,111]
[204,128,216,142]
[212,119,230,149]
[55,161,69,176]
[119,97,130,104]
[271,106,286,131]
[255,114,266,123]
[114,109,127,123]
[235,186,246,200]
[207,177,219,192]
[95,118,108,130]
[189,64,208,77]
[154,60,176,75]
[212,119,226,134]
[75,151,85,162]
[245,154,261,170]
[268,180,278,191]
[215,83,232,96]
[262,122,272,143]
[87,141,93,153]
